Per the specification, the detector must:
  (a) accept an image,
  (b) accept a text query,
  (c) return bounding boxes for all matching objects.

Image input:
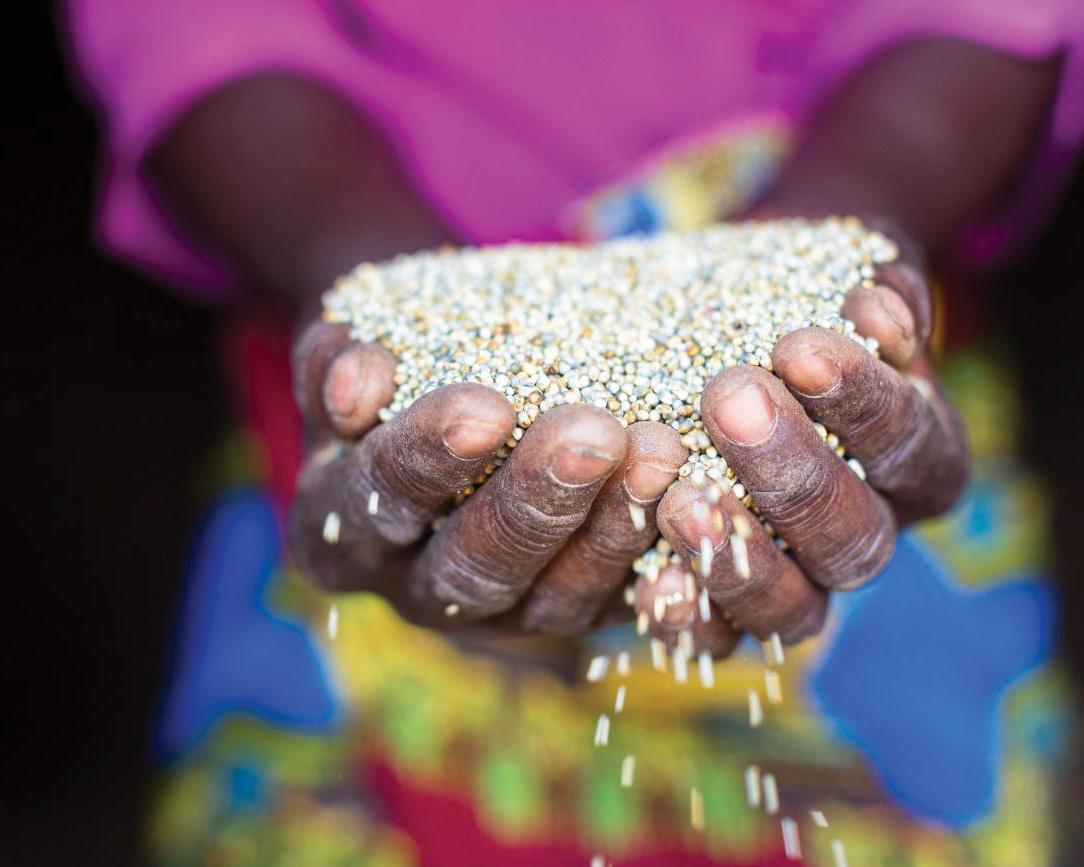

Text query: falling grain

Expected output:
[762,773,779,814]
[690,787,705,832]
[764,669,783,704]
[322,512,341,544]
[594,714,610,747]
[781,817,801,860]
[748,689,764,727]
[744,765,762,808]
[698,651,715,688]
[586,655,610,682]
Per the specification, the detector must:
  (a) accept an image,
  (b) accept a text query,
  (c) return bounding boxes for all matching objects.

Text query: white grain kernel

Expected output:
[764,632,785,667]
[698,651,715,688]
[367,490,380,516]
[628,502,647,531]
[699,536,714,576]
[586,655,610,682]
[744,765,762,808]
[764,670,783,704]
[322,512,341,544]
[614,684,627,713]
[748,688,764,727]
[846,457,867,481]
[690,787,705,831]
[679,629,694,659]
[636,611,650,636]
[730,533,751,579]
[326,604,338,640]
[594,714,610,747]
[762,773,779,814]
[444,603,460,617]
[621,754,636,787]
[616,651,630,676]
[672,648,688,683]
[781,817,801,860]
[650,638,667,672]
[698,588,712,622]
[810,809,828,828]
[831,839,848,867]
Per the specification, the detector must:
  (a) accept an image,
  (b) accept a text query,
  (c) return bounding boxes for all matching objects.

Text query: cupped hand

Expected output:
[633,250,969,656]
[291,241,966,651]
[290,323,688,633]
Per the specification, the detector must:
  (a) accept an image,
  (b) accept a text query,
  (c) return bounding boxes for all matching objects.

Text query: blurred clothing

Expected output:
[67,0,1084,299]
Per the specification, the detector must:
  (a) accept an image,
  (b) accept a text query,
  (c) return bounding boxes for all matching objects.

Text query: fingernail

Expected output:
[875,286,915,341]
[442,420,506,460]
[624,460,679,501]
[324,354,361,421]
[787,350,841,398]
[550,442,619,485]
[710,383,778,445]
[669,503,722,557]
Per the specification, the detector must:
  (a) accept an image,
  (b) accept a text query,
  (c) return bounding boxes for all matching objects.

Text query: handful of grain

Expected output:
[323,217,897,571]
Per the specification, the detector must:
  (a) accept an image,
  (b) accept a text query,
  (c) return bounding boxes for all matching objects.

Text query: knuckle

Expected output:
[578,524,641,568]
[431,543,520,613]
[821,512,896,590]
[345,447,428,545]
[755,457,837,532]
[494,495,582,551]
[774,595,828,643]
[490,470,586,549]
[522,593,595,634]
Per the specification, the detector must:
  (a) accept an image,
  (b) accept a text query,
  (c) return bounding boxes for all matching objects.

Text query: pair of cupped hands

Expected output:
[291,237,967,657]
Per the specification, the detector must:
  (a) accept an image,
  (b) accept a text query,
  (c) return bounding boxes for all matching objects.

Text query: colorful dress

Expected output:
[66,3,1084,864]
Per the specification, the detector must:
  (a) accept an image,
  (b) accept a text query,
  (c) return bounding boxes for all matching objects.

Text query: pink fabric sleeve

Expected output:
[815,0,1084,265]
[65,1,399,302]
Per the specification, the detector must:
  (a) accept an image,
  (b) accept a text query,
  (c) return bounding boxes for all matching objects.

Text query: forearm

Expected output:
[754,38,1060,252]
[149,74,451,311]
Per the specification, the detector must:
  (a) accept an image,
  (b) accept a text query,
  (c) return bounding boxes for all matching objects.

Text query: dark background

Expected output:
[4,8,226,866]
[3,6,1081,867]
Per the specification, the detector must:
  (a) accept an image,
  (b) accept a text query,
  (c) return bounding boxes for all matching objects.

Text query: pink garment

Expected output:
[66,0,1084,302]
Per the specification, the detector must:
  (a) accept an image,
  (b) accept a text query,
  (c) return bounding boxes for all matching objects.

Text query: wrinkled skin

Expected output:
[290,244,968,656]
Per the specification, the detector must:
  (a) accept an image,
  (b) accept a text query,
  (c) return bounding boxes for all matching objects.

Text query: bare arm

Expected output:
[149,74,451,310]
[754,37,1060,251]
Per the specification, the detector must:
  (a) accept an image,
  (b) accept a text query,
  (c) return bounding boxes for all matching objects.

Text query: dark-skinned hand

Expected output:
[290,240,967,656]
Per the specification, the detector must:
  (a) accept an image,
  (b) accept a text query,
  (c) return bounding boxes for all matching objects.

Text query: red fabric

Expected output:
[219,316,301,509]
[366,760,801,867]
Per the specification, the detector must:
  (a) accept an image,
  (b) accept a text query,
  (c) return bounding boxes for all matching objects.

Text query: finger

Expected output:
[772,327,967,522]
[352,383,517,545]
[633,564,741,659]
[701,366,895,591]
[290,383,515,590]
[871,259,932,344]
[518,421,686,633]
[323,341,398,437]
[407,405,626,620]
[292,320,397,438]
[292,321,352,430]
[656,481,828,642]
[841,284,919,369]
